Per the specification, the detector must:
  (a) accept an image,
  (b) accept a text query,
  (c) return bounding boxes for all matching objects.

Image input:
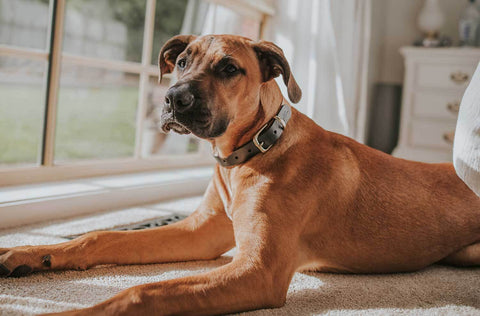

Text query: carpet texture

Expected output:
[0,196,479,316]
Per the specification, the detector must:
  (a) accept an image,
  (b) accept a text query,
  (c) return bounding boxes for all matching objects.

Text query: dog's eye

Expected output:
[177,59,187,69]
[224,64,238,74]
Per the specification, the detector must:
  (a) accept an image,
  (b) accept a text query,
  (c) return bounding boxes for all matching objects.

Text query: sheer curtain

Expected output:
[179,0,372,142]
[180,1,259,40]
[269,0,372,142]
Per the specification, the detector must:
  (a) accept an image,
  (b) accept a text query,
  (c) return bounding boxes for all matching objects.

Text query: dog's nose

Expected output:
[165,84,194,113]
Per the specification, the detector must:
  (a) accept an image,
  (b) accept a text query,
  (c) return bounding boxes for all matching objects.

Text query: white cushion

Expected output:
[453,63,480,196]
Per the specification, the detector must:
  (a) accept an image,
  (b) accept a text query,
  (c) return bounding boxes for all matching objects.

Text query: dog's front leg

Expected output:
[54,259,286,316]
[48,208,298,316]
[0,181,234,277]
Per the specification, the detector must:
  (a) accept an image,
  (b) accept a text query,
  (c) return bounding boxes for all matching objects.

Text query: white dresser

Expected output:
[393,47,480,162]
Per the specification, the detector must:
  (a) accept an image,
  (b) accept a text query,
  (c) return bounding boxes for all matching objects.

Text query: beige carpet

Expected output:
[0,196,479,316]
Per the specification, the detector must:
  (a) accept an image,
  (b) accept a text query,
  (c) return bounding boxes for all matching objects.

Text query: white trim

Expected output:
[0,46,166,77]
[0,45,48,60]
[61,53,162,76]
[354,0,371,143]
[135,0,157,158]
[400,46,480,58]
[42,0,66,166]
[259,13,271,39]
[0,155,215,187]
[62,53,145,74]
[0,167,213,229]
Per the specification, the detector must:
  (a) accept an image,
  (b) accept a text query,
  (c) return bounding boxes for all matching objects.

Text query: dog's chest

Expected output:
[217,174,234,221]
[216,168,266,221]
[223,185,234,220]
[225,208,233,220]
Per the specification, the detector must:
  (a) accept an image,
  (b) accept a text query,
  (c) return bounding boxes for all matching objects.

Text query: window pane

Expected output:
[0,56,46,166]
[141,77,200,157]
[0,0,51,50]
[151,0,189,65]
[63,0,146,62]
[55,65,139,162]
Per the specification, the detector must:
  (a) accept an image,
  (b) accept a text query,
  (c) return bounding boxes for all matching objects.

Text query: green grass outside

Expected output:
[0,85,138,165]
[0,85,45,165]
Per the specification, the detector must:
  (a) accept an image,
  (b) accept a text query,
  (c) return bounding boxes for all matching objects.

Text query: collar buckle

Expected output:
[253,115,287,153]
[253,123,272,153]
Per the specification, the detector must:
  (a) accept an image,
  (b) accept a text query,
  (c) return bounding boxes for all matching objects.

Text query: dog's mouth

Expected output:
[160,112,191,135]
[161,120,191,135]
[159,106,227,139]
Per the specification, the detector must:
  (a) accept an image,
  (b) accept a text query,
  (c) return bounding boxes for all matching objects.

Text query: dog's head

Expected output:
[158,34,301,139]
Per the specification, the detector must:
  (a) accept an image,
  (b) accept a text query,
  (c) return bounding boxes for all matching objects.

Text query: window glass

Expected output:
[63,0,146,62]
[55,64,139,162]
[0,0,261,172]
[141,76,200,157]
[151,0,189,65]
[0,56,47,166]
[0,0,51,50]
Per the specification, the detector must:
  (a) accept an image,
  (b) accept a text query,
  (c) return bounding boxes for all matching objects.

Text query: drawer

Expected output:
[410,120,457,150]
[416,63,476,89]
[412,91,463,119]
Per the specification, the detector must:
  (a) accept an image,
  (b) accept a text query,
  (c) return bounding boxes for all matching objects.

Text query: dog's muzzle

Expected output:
[160,81,228,139]
[160,83,195,135]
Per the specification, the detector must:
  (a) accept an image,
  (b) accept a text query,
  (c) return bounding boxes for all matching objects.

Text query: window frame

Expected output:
[0,0,274,187]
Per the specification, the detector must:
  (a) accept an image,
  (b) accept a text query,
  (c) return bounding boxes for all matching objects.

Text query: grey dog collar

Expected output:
[213,104,292,167]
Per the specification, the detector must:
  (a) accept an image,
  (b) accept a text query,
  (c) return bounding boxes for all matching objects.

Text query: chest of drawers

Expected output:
[393,47,480,162]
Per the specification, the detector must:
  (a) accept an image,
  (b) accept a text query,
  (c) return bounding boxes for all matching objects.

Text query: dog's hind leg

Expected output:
[440,242,480,267]
[0,179,235,277]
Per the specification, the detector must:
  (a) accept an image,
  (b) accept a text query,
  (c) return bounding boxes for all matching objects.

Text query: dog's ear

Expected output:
[158,35,197,80]
[252,41,302,104]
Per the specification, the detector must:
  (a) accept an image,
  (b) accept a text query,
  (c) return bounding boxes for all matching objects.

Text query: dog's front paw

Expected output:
[0,246,50,277]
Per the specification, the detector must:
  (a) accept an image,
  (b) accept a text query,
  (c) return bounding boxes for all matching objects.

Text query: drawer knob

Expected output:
[446,102,460,114]
[450,71,469,84]
[443,131,455,144]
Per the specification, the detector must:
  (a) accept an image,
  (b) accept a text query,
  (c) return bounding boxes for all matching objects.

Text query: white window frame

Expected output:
[0,0,274,187]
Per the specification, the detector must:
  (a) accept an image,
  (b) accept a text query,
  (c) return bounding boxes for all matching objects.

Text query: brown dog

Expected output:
[1,34,479,316]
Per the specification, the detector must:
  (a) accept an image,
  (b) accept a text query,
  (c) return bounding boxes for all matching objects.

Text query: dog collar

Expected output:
[213,104,292,167]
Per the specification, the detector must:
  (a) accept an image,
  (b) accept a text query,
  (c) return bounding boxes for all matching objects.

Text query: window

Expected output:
[0,0,273,186]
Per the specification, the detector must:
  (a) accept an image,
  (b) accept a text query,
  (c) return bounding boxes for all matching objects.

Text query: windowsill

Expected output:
[0,166,213,229]
[0,155,215,187]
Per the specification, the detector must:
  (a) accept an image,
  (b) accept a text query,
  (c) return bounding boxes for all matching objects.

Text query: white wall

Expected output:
[372,0,466,85]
